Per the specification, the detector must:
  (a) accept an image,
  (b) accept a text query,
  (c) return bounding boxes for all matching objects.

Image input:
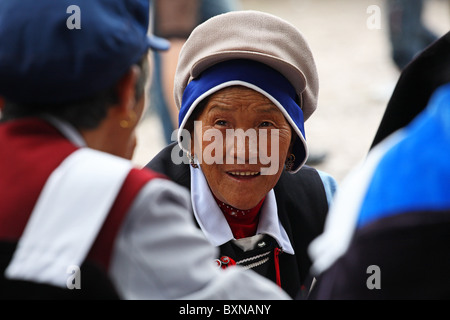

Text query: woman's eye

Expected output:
[215,120,228,126]
[259,121,273,128]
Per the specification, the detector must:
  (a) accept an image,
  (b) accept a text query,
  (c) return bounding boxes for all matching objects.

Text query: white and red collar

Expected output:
[190,163,295,255]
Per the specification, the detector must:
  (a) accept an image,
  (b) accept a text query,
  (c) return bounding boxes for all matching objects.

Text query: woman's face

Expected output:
[192,86,293,210]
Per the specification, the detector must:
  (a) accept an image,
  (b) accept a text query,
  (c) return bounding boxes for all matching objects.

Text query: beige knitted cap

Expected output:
[173,10,319,121]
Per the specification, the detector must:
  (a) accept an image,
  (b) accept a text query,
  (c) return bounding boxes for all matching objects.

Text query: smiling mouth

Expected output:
[227,171,261,178]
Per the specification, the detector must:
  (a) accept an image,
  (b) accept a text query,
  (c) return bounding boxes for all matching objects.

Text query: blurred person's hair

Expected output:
[1,54,149,130]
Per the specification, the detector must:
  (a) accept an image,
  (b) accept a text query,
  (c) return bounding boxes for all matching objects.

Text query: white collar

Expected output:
[42,115,86,148]
[190,164,295,255]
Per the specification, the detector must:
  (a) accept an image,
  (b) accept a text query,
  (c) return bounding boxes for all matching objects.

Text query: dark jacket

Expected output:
[309,32,450,299]
[371,31,450,149]
[146,143,329,298]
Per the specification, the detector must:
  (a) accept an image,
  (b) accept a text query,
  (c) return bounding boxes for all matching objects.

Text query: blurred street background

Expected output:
[133,0,450,183]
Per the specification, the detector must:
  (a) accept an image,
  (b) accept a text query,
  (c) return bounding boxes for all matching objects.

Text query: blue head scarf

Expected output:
[178,59,308,173]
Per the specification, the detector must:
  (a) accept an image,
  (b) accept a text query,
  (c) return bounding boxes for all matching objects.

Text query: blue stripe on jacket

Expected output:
[357,83,450,228]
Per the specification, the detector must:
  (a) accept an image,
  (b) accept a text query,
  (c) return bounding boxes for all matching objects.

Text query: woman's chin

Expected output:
[222,194,265,211]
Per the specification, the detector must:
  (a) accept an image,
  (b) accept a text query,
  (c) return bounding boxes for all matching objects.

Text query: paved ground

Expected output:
[133,0,450,183]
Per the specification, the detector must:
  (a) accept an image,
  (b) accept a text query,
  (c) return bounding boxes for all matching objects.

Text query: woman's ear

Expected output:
[115,65,140,116]
[288,129,297,155]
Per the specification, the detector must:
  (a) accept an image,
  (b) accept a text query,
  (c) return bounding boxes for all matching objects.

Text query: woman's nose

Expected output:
[225,128,259,164]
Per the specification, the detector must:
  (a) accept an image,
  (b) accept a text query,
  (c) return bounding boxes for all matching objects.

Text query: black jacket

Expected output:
[146,143,329,298]
[371,31,450,149]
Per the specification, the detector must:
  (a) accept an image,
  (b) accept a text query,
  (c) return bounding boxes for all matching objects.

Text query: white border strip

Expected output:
[5,148,132,287]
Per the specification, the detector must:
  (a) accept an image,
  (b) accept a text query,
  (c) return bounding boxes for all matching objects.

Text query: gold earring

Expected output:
[120,111,137,129]
[285,154,295,171]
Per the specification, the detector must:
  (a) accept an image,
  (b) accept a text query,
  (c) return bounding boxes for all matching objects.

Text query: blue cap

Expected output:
[0,0,170,104]
[178,59,308,173]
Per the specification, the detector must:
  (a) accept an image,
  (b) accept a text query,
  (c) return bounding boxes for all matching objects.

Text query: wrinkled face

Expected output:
[191,86,293,210]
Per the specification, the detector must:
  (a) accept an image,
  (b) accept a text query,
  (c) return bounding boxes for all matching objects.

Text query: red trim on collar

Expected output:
[0,119,78,240]
[87,168,166,270]
[213,195,266,239]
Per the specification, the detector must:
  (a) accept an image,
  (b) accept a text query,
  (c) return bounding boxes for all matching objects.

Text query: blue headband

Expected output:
[178,59,308,172]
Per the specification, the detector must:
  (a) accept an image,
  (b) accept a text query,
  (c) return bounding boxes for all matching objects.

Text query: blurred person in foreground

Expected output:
[387,0,438,70]
[0,0,290,300]
[307,32,450,299]
[146,10,337,299]
[371,31,450,149]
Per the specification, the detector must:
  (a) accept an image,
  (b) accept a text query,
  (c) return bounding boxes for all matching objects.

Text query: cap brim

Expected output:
[147,35,170,51]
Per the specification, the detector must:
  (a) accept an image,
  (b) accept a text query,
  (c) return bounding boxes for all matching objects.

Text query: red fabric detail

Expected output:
[213,195,265,239]
[215,256,236,269]
[87,167,166,271]
[274,247,282,287]
[0,119,78,240]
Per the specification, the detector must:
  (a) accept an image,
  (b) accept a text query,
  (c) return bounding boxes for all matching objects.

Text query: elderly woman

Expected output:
[147,10,337,298]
